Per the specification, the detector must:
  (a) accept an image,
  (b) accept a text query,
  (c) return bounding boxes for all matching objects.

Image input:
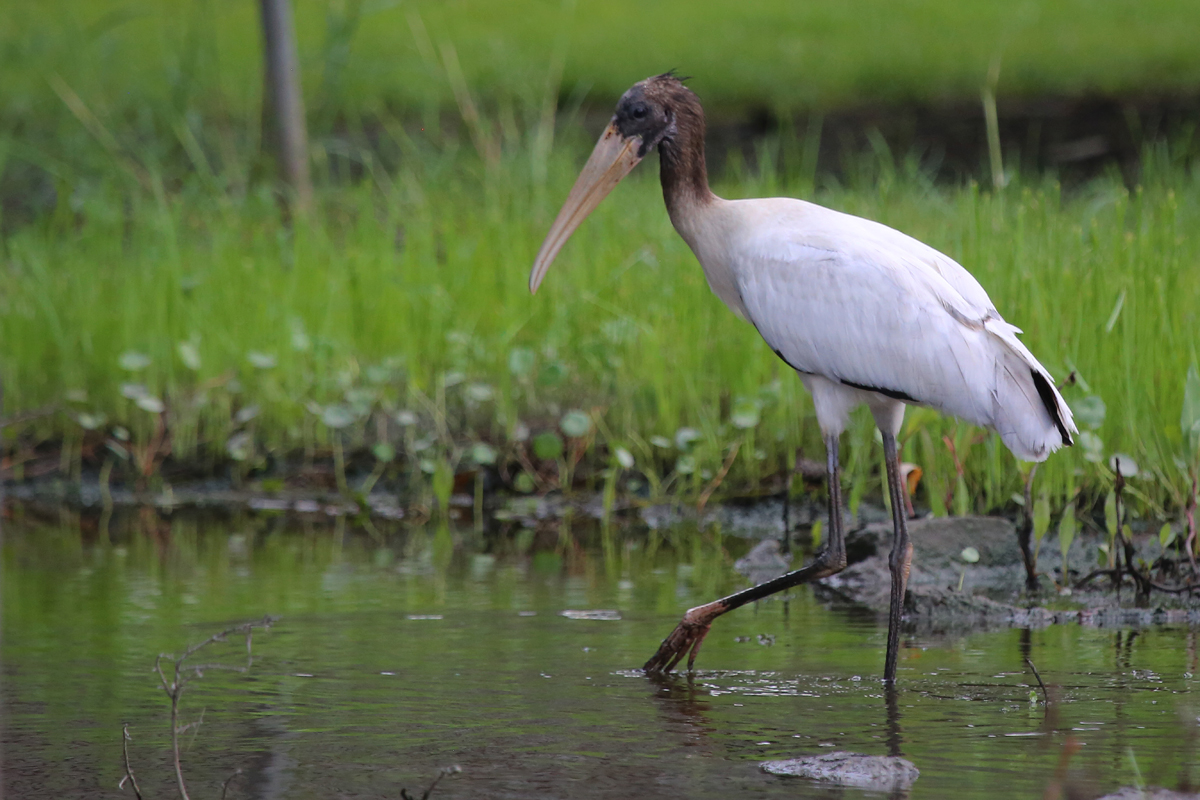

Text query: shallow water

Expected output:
[3,508,1200,798]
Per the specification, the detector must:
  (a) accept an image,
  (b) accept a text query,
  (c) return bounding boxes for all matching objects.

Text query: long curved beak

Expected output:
[529,122,644,294]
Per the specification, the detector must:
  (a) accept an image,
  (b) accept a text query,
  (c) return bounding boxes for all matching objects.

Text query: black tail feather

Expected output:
[1030,369,1073,447]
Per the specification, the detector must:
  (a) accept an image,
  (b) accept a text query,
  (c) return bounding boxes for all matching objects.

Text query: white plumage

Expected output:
[530,73,1077,680]
[671,195,1077,460]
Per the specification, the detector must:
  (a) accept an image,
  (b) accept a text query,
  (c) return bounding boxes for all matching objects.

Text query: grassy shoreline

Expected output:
[3,1,1200,533]
[3,125,1199,525]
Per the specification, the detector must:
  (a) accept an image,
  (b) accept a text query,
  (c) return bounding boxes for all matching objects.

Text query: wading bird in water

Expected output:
[528,73,1076,683]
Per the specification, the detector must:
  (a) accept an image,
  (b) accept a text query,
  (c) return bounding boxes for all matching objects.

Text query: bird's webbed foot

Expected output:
[643,601,726,674]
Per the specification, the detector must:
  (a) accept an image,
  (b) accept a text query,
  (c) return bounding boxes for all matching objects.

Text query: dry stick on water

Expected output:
[154,616,277,800]
[696,441,741,513]
[118,723,144,799]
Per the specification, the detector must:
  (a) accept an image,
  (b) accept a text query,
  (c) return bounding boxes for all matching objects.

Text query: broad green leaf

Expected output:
[1184,364,1200,452]
[1033,492,1051,543]
[1159,522,1176,548]
[1059,504,1077,560]
[953,474,970,517]
[432,460,454,509]
[1104,491,1118,538]
[373,442,397,463]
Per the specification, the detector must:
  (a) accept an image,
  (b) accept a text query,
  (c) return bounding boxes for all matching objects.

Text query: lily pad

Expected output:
[247,351,277,370]
[118,351,151,371]
[560,410,592,438]
[320,404,356,429]
[532,430,564,460]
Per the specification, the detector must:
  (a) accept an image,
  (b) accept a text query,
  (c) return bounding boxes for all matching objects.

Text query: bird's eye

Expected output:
[632,104,648,119]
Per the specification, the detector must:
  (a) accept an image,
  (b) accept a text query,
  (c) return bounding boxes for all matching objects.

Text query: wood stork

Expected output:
[529,73,1076,683]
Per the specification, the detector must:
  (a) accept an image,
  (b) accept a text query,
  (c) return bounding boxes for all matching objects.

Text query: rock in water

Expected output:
[761,752,919,791]
[734,538,792,585]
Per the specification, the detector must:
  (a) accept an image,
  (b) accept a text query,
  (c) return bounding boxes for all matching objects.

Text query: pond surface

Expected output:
[3,506,1200,799]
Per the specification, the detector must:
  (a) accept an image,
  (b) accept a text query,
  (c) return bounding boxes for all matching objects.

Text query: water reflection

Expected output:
[3,507,1200,799]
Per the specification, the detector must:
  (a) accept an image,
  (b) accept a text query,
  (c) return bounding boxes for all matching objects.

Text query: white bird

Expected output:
[529,73,1076,683]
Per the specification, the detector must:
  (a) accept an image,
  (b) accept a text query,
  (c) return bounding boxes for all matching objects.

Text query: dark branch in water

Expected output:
[401,765,462,800]
[221,768,244,800]
[1025,657,1049,704]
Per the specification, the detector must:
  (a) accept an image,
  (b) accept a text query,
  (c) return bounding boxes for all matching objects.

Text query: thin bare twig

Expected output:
[155,616,277,800]
[697,441,741,513]
[118,723,144,799]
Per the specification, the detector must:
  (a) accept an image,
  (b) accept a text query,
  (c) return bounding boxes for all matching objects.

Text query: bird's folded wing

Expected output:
[734,223,1002,426]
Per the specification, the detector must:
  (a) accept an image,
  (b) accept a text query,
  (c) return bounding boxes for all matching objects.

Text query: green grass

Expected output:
[5,0,1200,139]
[3,115,1199,518]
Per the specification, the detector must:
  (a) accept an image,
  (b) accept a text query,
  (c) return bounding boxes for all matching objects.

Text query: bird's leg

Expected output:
[644,435,846,674]
[882,432,912,684]
[781,456,794,555]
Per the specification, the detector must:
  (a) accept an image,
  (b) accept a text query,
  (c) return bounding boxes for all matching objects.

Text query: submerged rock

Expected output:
[761,752,919,791]
[817,514,1200,628]
[734,538,793,584]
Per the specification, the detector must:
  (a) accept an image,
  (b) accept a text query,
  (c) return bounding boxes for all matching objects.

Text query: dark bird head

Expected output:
[529,73,704,293]
[612,73,698,157]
